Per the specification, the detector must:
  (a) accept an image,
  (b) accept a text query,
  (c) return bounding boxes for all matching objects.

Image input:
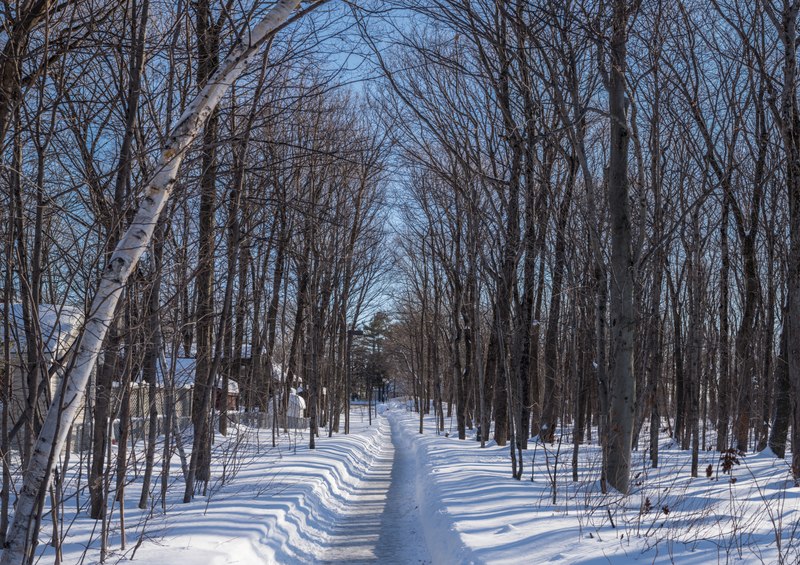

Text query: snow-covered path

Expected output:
[318,416,431,564]
[34,400,797,565]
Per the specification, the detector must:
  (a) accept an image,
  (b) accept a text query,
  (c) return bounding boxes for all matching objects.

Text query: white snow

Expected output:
[388,403,799,564]
[26,402,800,564]
[214,375,240,395]
[36,407,387,564]
[0,303,83,358]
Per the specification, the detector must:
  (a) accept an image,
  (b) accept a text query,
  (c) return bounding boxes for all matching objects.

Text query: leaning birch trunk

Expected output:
[1,1,302,561]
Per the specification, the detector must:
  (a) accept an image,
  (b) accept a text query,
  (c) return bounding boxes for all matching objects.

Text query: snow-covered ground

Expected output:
[43,407,389,564]
[390,401,800,564]
[33,402,800,564]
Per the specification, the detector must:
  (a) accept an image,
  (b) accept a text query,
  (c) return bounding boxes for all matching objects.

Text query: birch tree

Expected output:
[0,1,317,561]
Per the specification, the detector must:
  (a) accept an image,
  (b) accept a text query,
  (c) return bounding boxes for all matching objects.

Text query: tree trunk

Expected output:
[777,1,800,480]
[540,164,573,442]
[186,0,221,500]
[717,200,730,450]
[139,222,164,510]
[605,0,636,494]
[769,311,790,458]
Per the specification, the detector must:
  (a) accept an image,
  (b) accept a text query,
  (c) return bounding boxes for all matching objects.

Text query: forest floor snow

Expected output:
[389,401,800,564]
[33,402,800,564]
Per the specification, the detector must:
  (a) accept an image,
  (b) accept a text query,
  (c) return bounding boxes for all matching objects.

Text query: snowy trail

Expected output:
[318,416,431,564]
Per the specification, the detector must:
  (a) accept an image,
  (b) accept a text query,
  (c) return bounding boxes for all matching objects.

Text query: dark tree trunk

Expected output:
[186,0,221,499]
[769,312,790,458]
[605,0,636,495]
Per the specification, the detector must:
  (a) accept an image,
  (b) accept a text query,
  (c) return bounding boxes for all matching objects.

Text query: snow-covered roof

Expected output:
[157,357,196,389]
[153,357,240,394]
[0,303,84,359]
[272,363,302,384]
[214,375,240,395]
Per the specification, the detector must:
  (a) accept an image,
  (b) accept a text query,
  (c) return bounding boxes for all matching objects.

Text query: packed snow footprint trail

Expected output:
[318,418,431,564]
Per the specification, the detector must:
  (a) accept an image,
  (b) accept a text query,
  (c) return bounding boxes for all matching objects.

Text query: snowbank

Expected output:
[40,411,384,564]
[30,401,798,564]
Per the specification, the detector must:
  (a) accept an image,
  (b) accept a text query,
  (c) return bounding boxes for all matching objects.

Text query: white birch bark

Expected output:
[1,1,302,560]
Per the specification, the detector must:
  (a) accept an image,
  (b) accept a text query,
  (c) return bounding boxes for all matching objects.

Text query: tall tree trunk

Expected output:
[89,0,150,520]
[605,0,636,494]
[775,0,800,480]
[186,0,221,499]
[758,237,777,452]
[687,218,702,477]
[139,223,163,510]
[540,164,574,442]
[717,200,730,450]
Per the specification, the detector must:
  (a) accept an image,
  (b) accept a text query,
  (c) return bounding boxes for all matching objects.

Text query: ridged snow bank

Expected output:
[50,411,385,564]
